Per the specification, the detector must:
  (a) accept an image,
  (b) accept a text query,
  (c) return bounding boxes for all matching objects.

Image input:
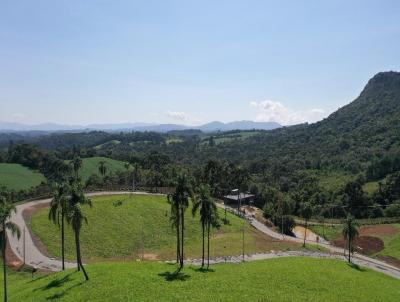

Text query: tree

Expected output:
[98,161,107,178]
[192,185,220,268]
[167,173,194,272]
[342,215,359,263]
[66,182,92,280]
[300,202,313,247]
[72,155,82,181]
[48,182,69,270]
[0,195,21,302]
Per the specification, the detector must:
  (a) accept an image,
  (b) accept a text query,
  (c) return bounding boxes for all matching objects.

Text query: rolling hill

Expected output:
[0,163,45,190]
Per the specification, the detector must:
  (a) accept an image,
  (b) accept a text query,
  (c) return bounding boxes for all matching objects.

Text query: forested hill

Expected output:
[206,71,400,175]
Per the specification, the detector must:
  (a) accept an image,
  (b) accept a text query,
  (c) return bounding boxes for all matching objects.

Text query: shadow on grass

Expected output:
[191,267,215,273]
[158,270,191,282]
[34,274,73,291]
[45,281,84,301]
[347,262,366,272]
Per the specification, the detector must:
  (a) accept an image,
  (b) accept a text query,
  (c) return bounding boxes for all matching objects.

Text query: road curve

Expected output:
[6,191,157,271]
[7,191,400,278]
[218,203,400,279]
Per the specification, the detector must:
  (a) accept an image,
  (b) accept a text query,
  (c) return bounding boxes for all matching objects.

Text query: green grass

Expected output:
[94,140,121,150]
[29,194,296,261]
[308,225,342,242]
[0,163,46,190]
[363,181,379,196]
[318,171,354,192]
[369,224,400,260]
[77,157,127,181]
[3,258,400,301]
[202,131,261,145]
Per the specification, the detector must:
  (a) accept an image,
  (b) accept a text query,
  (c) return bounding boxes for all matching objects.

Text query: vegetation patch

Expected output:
[77,157,127,181]
[29,194,297,261]
[3,258,400,301]
[0,163,45,190]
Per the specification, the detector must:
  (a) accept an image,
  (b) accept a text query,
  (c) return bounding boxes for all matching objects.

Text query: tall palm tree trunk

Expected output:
[201,222,205,268]
[2,224,7,302]
[348,236,351,263]
[176,212,180,264]
[75,230,89,281]
[61,210,65,271]
[178,208,184,271]
[75,230,80,271]
[207,222,210,269]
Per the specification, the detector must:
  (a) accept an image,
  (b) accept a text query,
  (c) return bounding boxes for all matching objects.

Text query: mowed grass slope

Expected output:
[29,194,295,261]
[3,258,400,301]
[0,163,45,190]
[78,157,127,181]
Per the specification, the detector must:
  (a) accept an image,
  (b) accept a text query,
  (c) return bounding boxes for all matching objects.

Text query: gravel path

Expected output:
[7,191,400,279]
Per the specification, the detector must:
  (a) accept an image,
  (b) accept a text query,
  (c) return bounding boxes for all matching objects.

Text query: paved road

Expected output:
[217,203,400,279]
[7,191,400,278]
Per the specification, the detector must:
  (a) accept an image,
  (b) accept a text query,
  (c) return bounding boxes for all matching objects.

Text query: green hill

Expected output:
[29,194,297,261]
[78,157,127,181]
[3,258,400,301]
[0,163,45,190]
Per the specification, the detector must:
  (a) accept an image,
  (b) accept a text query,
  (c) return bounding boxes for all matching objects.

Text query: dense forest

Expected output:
[1,72,400,222]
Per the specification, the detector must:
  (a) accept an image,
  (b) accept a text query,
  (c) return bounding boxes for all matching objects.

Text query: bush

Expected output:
[275,215,295,235]
[384,202,400,217]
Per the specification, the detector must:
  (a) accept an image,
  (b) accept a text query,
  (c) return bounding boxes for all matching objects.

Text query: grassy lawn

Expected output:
[318,171,354,193]
[29,194,297,261]
[0,163,45,190]
[77,157,127,181]
[3,258,400,301]
[308,225,342,242]
[371,224,400,260]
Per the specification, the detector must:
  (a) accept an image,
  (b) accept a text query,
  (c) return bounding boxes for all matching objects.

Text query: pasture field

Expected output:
[2,258,400,301]
[29,194,299,262]
[77,157,127,181]
[0,163,45,190]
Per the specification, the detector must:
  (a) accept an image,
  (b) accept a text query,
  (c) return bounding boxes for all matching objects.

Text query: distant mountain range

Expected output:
[0,120,281,133]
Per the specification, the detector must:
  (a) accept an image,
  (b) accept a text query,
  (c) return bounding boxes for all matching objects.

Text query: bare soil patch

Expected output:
[5,234,23,269]
[359,225,398,236]
[333,236,384,255]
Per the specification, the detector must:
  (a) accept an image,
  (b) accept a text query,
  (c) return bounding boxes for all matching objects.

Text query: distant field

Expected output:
[0,163,45,190]
[29,194,299,261]
[202,131,262,145]
[318,171,354,192]
[76,157,127,181]
[94,140,121,150]
[3,258,400,301]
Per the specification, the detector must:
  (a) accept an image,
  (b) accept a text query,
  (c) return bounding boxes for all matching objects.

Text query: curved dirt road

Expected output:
[7,191,400,278]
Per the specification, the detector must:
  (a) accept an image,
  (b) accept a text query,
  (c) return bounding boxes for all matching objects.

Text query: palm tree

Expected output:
[66,183,92,280]
[192,185,219,268]
[0,196,21,302]
[98,161,107,178]
[167,173,194,272]
[48,182,69,270]
[72,155,82,180]
[342,215,359,263]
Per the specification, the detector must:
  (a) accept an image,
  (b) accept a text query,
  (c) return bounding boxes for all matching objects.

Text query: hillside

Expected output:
[0,163,45,190]
[78,157,127,181]
[3,258,400,301]
[29,194,295,261]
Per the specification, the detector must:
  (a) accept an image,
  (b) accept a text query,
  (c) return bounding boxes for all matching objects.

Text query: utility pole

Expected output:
[242,218,245,262]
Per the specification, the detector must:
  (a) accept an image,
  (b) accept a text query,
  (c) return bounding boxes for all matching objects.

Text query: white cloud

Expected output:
[250,100,326,125]
[166,110,203,125]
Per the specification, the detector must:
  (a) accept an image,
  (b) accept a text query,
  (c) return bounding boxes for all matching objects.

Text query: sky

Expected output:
[0,0,399,126]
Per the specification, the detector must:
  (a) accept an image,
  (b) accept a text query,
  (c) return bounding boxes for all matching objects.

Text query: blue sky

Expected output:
[0,0,399,126]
